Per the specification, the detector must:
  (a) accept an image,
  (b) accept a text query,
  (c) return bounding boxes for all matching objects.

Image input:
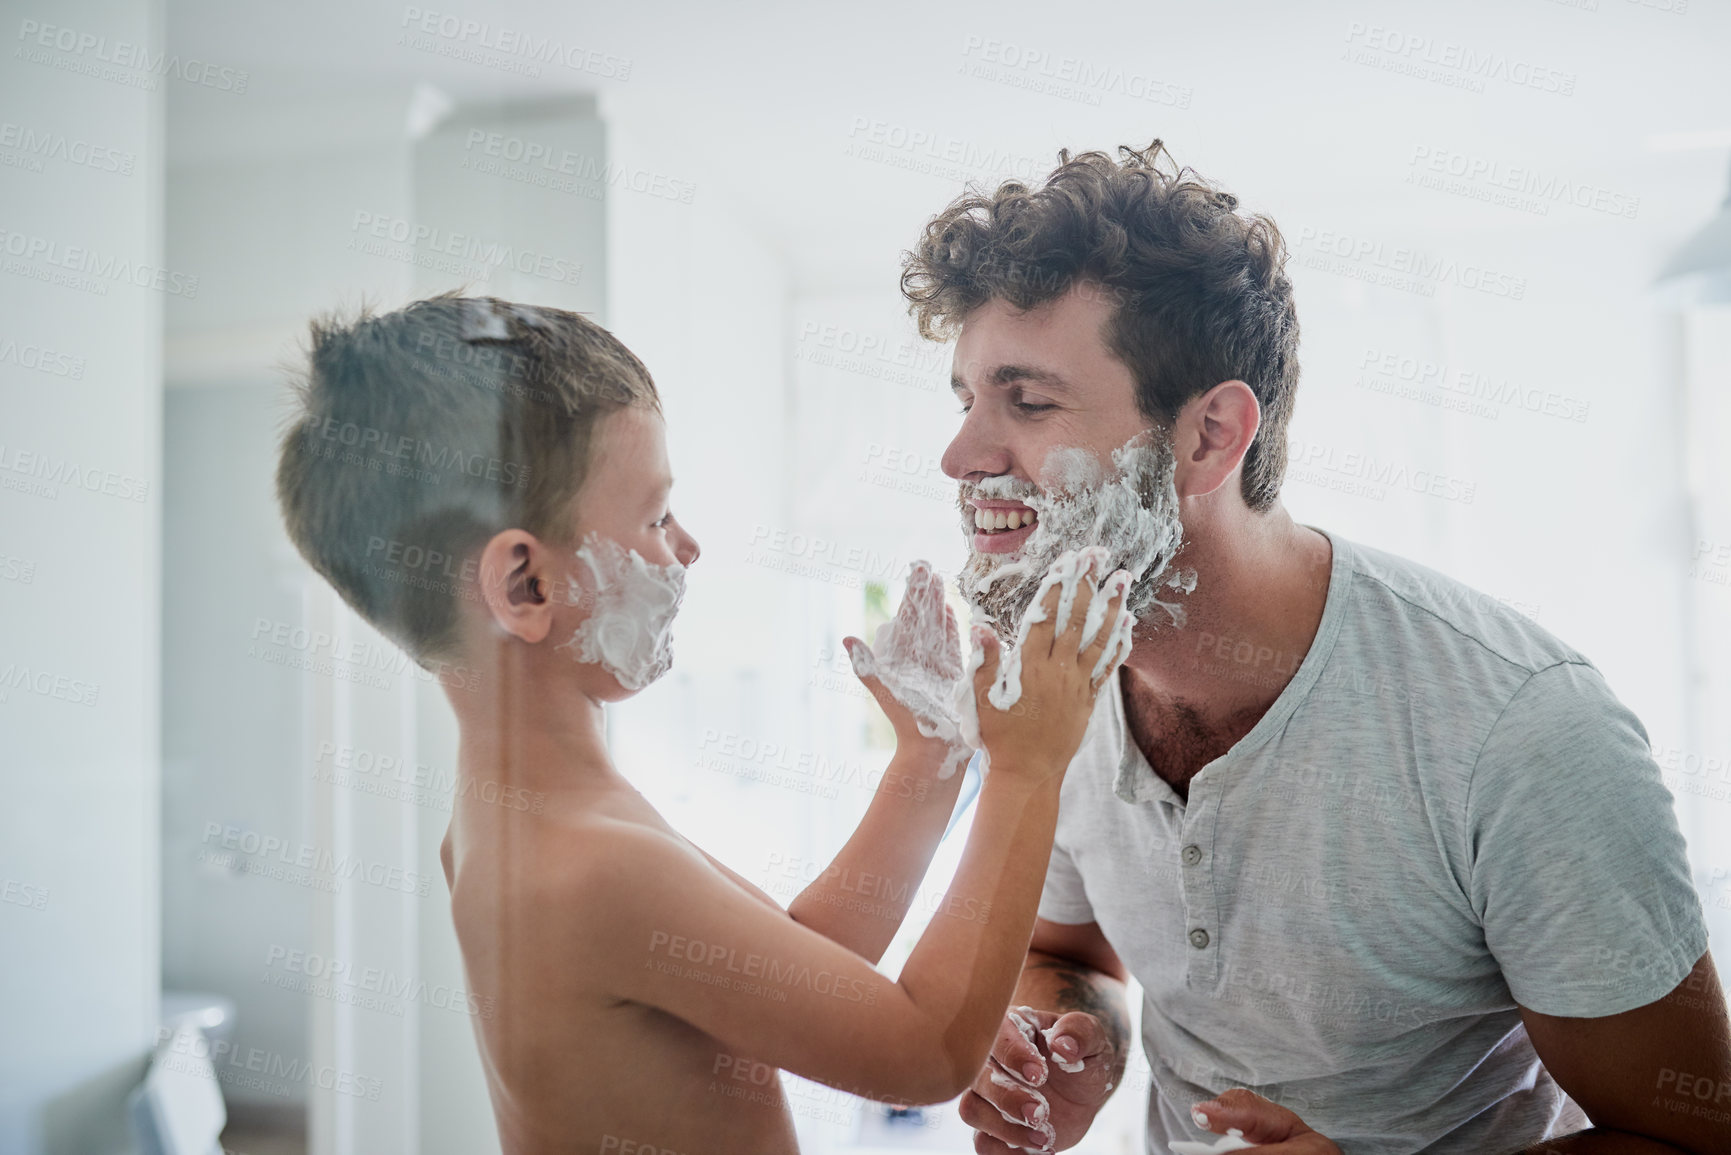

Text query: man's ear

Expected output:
[475,529,557,645]
[1173,380,1261,500]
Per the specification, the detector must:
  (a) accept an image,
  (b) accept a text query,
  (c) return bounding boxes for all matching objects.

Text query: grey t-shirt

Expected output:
[1038,530,1707,1155]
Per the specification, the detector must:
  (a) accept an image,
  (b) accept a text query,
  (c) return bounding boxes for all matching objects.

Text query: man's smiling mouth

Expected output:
[971,500,1039,533]
[969,498,1039,553]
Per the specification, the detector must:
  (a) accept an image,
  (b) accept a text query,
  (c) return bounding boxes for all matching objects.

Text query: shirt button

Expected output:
[1189,928,1210,950]
[1182,844,1202,866]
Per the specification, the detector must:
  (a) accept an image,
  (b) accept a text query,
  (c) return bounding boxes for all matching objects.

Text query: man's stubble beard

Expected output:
[955,428,1194,641]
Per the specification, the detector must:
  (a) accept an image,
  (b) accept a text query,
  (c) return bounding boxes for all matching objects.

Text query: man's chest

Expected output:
[1055,755,1495,1066]
[1120,693,1264,798]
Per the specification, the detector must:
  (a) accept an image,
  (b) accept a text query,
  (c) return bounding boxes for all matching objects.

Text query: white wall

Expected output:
[1679,304,1731,955]
[1277,220,1694,740]
[0,0,165,1151]
[161,87,416,1138]
[161,383,315,1119]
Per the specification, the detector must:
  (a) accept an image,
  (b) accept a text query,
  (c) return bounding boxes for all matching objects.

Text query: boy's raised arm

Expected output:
[785,562,972,963]
[783,722,968,965]
[585,558,1131,1106]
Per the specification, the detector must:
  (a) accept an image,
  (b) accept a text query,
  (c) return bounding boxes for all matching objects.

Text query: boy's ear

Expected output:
[476,529,559,645]
[1173,379,1261,500]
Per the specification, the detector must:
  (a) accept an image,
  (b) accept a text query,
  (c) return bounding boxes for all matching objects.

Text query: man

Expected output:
[908,142,1731,1154]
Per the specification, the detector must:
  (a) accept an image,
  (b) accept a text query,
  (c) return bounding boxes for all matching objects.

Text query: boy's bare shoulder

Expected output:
[550,812,707,898]
[449,799,786,987]
[472,808,714,917]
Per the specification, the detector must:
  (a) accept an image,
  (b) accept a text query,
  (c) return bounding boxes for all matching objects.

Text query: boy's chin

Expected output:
[582,656,676,700]
[574,667,655,703]
[588,677,637,703]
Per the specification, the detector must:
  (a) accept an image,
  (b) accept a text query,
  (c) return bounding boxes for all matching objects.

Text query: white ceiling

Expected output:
[165,0,1731,291]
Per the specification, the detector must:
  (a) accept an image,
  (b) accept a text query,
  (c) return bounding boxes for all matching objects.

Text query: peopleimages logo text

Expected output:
[1293,227,1526,300]
[201,823,434,896]
[0,227,199,297]
[1342,21,1576,96]
[15,19,250,92]
[398,8,631,78]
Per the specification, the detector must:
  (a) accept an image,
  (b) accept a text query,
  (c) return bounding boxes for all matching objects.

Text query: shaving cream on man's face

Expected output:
[556,532,686,691]
[959,430,1190,639]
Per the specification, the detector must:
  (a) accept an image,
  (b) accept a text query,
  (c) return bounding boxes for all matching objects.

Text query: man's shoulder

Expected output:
[1332,535,1586,679]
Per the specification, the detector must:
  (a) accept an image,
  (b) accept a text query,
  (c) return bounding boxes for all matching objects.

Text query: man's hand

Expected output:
[1187,1089,1342,1154]
[958,1006,1119,1153]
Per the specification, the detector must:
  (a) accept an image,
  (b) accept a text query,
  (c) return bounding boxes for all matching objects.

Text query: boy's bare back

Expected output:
[443,771,802,1155]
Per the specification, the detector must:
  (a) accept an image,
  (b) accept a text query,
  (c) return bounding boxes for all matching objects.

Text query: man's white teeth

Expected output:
[974,507,1037,532]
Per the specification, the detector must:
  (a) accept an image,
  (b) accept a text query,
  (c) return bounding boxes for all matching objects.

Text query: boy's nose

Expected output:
[675,529,700,568]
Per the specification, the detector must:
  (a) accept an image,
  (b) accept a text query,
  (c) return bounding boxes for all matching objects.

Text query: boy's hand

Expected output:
[972,549,1132,790]
[847,560,970,774]
[845,636,955,764]
[1188,1089,1342,1153]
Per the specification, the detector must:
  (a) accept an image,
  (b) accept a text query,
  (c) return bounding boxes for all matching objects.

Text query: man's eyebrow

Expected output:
[952,364,1074,394]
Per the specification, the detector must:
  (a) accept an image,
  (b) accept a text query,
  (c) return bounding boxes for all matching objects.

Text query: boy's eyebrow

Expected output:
[951,364,1074,394]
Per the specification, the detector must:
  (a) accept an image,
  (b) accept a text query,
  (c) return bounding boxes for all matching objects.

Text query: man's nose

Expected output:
[941,408,1012,481]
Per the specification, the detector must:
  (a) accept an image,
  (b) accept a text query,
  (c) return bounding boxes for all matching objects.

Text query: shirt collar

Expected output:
[1109,671,1185,807]
[1108,529,1353,807]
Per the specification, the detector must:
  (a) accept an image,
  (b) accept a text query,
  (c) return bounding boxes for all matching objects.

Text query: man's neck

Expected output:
[1117,507,1333,792]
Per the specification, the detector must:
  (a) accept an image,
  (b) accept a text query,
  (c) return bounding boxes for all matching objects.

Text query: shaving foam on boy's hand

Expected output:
[958,548,1135,780]
[845,560,972,778]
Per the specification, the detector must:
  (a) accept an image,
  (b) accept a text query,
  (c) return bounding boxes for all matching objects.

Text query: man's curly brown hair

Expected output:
[900,140,1299,511]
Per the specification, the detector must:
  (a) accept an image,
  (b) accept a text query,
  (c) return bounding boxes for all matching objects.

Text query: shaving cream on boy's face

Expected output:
[556,532,686,692]
[957,428,1193,640]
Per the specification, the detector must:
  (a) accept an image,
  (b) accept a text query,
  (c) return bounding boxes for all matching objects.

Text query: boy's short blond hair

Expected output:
[275,292,660,668]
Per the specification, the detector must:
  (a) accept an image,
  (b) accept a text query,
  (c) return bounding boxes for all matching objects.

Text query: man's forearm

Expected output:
[1017,948,1132,1092]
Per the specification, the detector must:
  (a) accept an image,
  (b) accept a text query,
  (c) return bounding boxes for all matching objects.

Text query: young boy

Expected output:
[275,293,1132,1153]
